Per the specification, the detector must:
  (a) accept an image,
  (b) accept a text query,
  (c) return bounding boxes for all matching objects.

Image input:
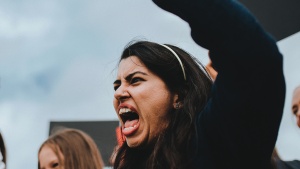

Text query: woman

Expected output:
[38,128,104,169]
[112,0,285,168]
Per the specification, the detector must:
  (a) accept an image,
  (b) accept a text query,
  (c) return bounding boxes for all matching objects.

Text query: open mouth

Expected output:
[119,108,139,123]
[119,108,140,135]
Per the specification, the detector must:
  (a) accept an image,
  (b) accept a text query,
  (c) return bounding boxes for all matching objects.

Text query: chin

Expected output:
[126,136,148,148]
[126,140,140,148]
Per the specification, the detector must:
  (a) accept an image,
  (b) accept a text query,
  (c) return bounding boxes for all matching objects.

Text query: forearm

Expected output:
[153,0,282,73]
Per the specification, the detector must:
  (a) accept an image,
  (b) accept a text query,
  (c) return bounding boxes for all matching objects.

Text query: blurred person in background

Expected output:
[38,128,104,169]
[292,85,300,127]
[271,148,300,169]
[205,52,217,81]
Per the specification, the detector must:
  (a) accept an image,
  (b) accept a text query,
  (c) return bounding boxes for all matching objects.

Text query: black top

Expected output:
[276,159,300,169]
[153,0,286,168]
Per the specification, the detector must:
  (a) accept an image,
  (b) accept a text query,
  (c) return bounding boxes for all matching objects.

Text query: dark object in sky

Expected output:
[238,0,300,41]
[49,121,119,167]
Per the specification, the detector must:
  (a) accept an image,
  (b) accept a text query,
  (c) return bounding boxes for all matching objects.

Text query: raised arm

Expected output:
[153,0,285,168]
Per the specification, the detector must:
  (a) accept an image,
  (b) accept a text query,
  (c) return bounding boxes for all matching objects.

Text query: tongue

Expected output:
[123,119,139,136]
[124,119,139,128]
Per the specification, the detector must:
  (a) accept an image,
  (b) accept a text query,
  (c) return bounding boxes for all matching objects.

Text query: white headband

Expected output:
[159,44,186,81]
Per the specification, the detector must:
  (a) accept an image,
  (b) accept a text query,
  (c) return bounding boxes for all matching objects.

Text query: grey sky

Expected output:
[0,0,299,169]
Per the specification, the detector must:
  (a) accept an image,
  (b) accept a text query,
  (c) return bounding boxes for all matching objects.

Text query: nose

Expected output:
[114,86,130,102]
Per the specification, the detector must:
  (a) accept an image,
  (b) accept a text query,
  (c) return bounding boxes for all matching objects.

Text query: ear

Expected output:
[172,93,181,109]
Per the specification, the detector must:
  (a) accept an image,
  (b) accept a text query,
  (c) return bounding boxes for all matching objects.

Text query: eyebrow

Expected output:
[113,71,147,85]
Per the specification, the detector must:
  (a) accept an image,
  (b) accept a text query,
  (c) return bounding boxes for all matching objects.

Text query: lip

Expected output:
[118,103,138,115]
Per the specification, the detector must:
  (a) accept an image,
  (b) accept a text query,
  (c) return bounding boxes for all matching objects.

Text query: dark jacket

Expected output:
[276,158,300,169]
[153,0,286,168]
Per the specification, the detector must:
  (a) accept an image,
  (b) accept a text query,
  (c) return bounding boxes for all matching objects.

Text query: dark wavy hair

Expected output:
[113,41,212,169]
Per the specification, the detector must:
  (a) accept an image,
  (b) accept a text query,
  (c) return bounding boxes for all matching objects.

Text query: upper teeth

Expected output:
[119,108,132,115]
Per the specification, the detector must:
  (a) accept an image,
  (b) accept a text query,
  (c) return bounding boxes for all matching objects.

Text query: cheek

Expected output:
[144,92,173,119]
[113,99,119,112]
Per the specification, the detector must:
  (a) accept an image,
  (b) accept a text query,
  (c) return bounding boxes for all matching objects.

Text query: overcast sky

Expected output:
[0,0,299,169]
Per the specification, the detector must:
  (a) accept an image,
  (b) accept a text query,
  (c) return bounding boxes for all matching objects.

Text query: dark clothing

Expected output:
[153,0,286,169]
[276,159,300,169]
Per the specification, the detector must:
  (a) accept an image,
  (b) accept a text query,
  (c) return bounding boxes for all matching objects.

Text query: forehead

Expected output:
[292,87,300,103]
[117,56,147,77]
[39,145,58,162]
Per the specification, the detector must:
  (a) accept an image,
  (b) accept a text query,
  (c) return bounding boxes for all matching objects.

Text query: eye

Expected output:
[114,85,120,91]
[113,79,121,91]
[293,106,298,115]
[52,162,59,168]
[130,77,143,84]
